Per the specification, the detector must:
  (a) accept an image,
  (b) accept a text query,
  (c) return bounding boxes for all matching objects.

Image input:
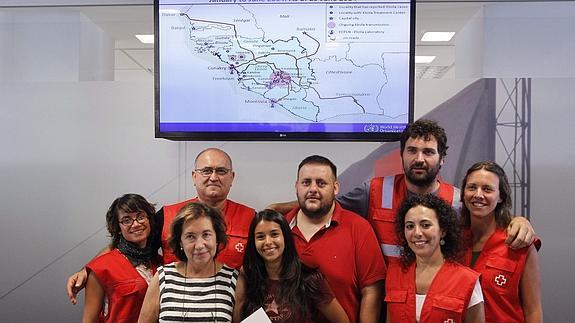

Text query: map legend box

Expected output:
[326,3,410,43]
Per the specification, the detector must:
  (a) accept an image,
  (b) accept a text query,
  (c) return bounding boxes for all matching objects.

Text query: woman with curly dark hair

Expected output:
[83,194,160,323]
[385,194,485,323]
[460,161,542,322]
[233,209,349,323]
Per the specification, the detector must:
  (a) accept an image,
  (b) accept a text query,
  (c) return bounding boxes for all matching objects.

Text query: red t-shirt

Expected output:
[285,202,387,323]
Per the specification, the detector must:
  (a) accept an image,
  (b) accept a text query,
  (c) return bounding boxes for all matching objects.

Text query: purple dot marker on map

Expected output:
[328,22,336,28]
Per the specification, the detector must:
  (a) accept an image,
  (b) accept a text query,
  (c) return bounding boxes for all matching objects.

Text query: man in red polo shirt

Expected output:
[284,155,386,323]
[66,148,254,304]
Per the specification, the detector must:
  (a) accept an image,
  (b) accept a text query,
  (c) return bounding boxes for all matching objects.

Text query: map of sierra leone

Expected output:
[159,2,410,124]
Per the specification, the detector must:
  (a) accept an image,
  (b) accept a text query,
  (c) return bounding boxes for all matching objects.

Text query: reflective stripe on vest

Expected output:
[452,187,462,213]
[381,175,395,209]
[381,175,461,211]
[378,175,460,259]
[381,243,402,257]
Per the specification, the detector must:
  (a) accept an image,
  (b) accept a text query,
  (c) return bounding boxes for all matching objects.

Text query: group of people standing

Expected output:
[69,119,543,322]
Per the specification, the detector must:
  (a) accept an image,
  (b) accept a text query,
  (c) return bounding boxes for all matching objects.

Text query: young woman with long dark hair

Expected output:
[234,209,349,323]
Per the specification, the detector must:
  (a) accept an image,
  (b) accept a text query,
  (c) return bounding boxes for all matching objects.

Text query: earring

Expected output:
[440,238,445,246]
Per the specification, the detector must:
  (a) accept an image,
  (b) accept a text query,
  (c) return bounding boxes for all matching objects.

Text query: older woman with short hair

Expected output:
[138,202,239,323]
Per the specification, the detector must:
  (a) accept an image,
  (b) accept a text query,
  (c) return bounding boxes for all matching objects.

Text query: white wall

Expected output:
[0,81,175,321]
[530,79,575,321]
[480,4,575,320]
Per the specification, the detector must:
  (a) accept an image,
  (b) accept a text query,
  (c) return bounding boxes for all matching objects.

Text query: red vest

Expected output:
[368,174,460,263]
[161,198,254,268]
[86,249,158,323]
[462,229,532,322]
[385,261,479,323]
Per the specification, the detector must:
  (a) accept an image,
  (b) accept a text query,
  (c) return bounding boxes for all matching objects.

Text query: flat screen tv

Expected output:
[155,0,415,141]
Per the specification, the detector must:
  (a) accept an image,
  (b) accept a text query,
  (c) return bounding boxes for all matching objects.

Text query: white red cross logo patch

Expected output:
[494,274,507,287]
[235,242,244,253]
[444,319,454,323]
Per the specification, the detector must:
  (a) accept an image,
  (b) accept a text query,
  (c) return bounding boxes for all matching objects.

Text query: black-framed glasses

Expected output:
[119,213,148,226]
[194,167,232,177]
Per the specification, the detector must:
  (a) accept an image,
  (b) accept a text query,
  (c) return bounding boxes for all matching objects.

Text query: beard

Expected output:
[297,195,334,219]
[404,162,441,188]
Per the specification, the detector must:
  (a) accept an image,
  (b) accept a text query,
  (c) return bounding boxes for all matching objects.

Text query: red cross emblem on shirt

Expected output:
[235,242,244,253]
[494,274,507,286]
[444,319,455,323]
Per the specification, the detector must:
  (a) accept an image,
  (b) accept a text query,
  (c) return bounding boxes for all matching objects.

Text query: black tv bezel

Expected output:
[154,0,415,142]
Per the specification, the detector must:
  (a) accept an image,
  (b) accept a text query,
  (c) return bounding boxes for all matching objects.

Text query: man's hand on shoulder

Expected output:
[66,245,111,304]
[265,201,298,215]
[505,216,536,249]
[66,267,88,305]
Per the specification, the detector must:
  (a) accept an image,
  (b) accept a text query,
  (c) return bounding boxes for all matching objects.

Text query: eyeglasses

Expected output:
[119,213,148,226]
[194,167,232,177]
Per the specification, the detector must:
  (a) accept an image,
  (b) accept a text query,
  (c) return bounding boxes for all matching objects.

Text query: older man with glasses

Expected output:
[66,148,255,304]
[158,148,255,267]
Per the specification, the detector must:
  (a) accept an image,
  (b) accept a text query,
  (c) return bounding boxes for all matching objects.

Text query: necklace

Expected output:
[181,260,218,322]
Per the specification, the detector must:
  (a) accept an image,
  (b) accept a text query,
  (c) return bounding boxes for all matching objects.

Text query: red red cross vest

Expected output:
[462,229,533,322]
[385,261,479,323]
[368,174,460,264]
[160,198,254,268]
[86,249,158,322]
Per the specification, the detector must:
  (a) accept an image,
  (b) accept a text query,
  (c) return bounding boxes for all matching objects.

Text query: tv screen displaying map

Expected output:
[155,0,414,141]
